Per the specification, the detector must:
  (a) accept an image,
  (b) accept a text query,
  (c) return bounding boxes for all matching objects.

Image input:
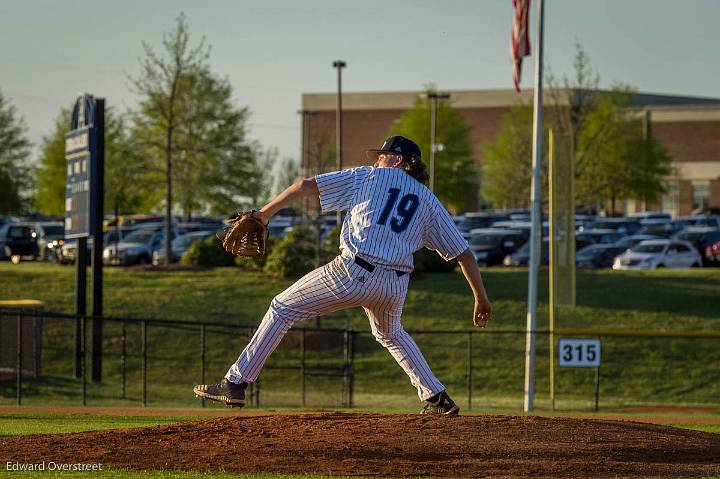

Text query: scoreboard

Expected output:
[65,95,98,239]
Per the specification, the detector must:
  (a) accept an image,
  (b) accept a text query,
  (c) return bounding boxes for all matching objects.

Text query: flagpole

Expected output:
[524,0,545,413]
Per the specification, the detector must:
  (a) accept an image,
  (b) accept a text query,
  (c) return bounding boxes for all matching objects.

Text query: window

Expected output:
[692,183,710,213]
[10,227,29,239]
[662,181,679,217]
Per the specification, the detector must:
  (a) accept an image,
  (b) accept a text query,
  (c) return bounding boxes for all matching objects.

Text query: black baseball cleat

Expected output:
[421,390,460,415]
[193,378,247,407]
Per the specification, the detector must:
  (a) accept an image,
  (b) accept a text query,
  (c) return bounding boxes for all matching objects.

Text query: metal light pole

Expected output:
[524,0,546,413]
[333,60,346,226]
[428,92,450,192]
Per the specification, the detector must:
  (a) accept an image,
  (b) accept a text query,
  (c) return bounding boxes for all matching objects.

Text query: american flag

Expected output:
[511,0,531,92]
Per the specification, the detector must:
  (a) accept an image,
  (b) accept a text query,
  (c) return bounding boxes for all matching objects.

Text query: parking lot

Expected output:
[2,210,719,269]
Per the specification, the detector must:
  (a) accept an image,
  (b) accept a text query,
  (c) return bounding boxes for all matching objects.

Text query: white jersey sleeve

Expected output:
[315,167,372,213]
[422,198,468,261]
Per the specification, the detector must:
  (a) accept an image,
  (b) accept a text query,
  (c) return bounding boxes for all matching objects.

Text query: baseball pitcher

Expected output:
[194,135,492,414]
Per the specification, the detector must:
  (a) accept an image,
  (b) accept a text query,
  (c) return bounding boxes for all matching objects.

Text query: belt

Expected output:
[353,255,407,277]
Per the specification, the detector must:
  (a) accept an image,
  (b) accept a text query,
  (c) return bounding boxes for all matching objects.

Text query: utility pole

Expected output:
[428,91,450,192]
[333,60,346,226]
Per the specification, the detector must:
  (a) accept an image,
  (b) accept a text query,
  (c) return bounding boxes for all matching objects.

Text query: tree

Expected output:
[35,109,70,216]
[104,110,153,217]
[273,156,299,196]
[389,89,478,212]
[482,43,672,213]
[481,105,536,208]
[130,13,264,263]
[35,106,148,217]
[575,87,671,213]
[0,90,32,214]
[129,12,209,265]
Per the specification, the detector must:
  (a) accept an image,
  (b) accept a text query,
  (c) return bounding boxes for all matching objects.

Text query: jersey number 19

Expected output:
[377,188,419,233]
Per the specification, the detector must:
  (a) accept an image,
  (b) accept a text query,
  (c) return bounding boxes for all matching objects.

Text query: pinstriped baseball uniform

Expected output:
[225,166,468,400]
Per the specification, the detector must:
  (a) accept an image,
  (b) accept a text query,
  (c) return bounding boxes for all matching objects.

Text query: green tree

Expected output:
[170,68,267,217]
[129,12,210,264]
[481,105,535,208]
[105,110,152,216]
[576,88,671,213]
[482,43,672,212]
[35,109,69,215]
[0,90,32,214]
[389,89,478,212]
[129,14,266,265]
[35,106,147,216]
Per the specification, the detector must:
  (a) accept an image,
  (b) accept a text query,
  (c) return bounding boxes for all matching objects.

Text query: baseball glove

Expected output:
[218,210,268,257]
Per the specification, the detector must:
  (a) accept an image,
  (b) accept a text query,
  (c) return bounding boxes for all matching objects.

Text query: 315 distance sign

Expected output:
[558,338,601,367]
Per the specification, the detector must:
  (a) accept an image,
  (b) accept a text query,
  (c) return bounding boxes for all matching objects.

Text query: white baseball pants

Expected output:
[225,254,445,400]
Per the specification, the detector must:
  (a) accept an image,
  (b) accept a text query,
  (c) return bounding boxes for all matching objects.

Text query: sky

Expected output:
[2,0,719,167]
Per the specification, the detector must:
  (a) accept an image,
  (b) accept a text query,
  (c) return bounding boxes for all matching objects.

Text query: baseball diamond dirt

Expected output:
[1,413,719,478]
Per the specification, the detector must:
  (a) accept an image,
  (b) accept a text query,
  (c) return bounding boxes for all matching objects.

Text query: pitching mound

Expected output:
[1,413,719,477]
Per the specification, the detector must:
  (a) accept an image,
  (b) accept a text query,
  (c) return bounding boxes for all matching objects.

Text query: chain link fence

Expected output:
[1,309,719,411]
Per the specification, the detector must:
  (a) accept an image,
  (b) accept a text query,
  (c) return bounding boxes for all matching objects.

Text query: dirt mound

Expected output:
[1,413,719,477]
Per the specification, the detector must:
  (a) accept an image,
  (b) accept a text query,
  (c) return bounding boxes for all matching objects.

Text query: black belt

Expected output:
[353,255,407,277]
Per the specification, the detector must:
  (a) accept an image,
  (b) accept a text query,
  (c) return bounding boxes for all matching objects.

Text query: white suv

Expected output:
[613,239,701,270]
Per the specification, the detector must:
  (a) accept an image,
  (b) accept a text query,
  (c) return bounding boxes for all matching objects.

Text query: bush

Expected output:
[264,226,318,278]
[180,236,235,267]
[322,223,343,263]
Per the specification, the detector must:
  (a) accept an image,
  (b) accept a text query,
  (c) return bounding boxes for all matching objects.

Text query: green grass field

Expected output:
[1,263,719,411]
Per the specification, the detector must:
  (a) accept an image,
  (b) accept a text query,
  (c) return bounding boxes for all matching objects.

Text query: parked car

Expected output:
[468,228,527,266]
[574,214,597,230]
[580,218,641,236]
[673,227,720,266]
[576,244,627,269]
[629,211,672,221]
[178,221,224,235]
[502,237,549,267]
[676,215,720,229]
[575,229,624,246]
[103,228,179,266]
[457,212,509,239]
[0,224,37,263]
[58,227,134,264]
[489,220,547,240]
[612,234,664,251]
[59,239,82,264]
[152,230,216,265]
[117,214,167,228]
[31,222,65,261]
[636,220,684,238]
[613,239,701,270]
[705,238,720,266]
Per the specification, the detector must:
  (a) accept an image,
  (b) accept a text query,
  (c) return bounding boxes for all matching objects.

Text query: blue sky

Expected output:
[2,0,719,164]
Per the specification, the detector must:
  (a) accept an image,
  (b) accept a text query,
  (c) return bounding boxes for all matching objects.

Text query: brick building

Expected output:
[300,89,720,216]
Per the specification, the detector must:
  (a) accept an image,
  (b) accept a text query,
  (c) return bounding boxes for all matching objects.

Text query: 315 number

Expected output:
[562,343,598,362]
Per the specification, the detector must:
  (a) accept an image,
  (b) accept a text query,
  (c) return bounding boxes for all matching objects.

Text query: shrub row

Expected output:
[181,224,457,278]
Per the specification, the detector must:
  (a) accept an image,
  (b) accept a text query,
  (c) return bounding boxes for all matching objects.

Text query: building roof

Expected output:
[302,88,720,117]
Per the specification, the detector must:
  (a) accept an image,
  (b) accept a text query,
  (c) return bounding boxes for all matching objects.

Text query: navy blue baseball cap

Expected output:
[365,135,421,161]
